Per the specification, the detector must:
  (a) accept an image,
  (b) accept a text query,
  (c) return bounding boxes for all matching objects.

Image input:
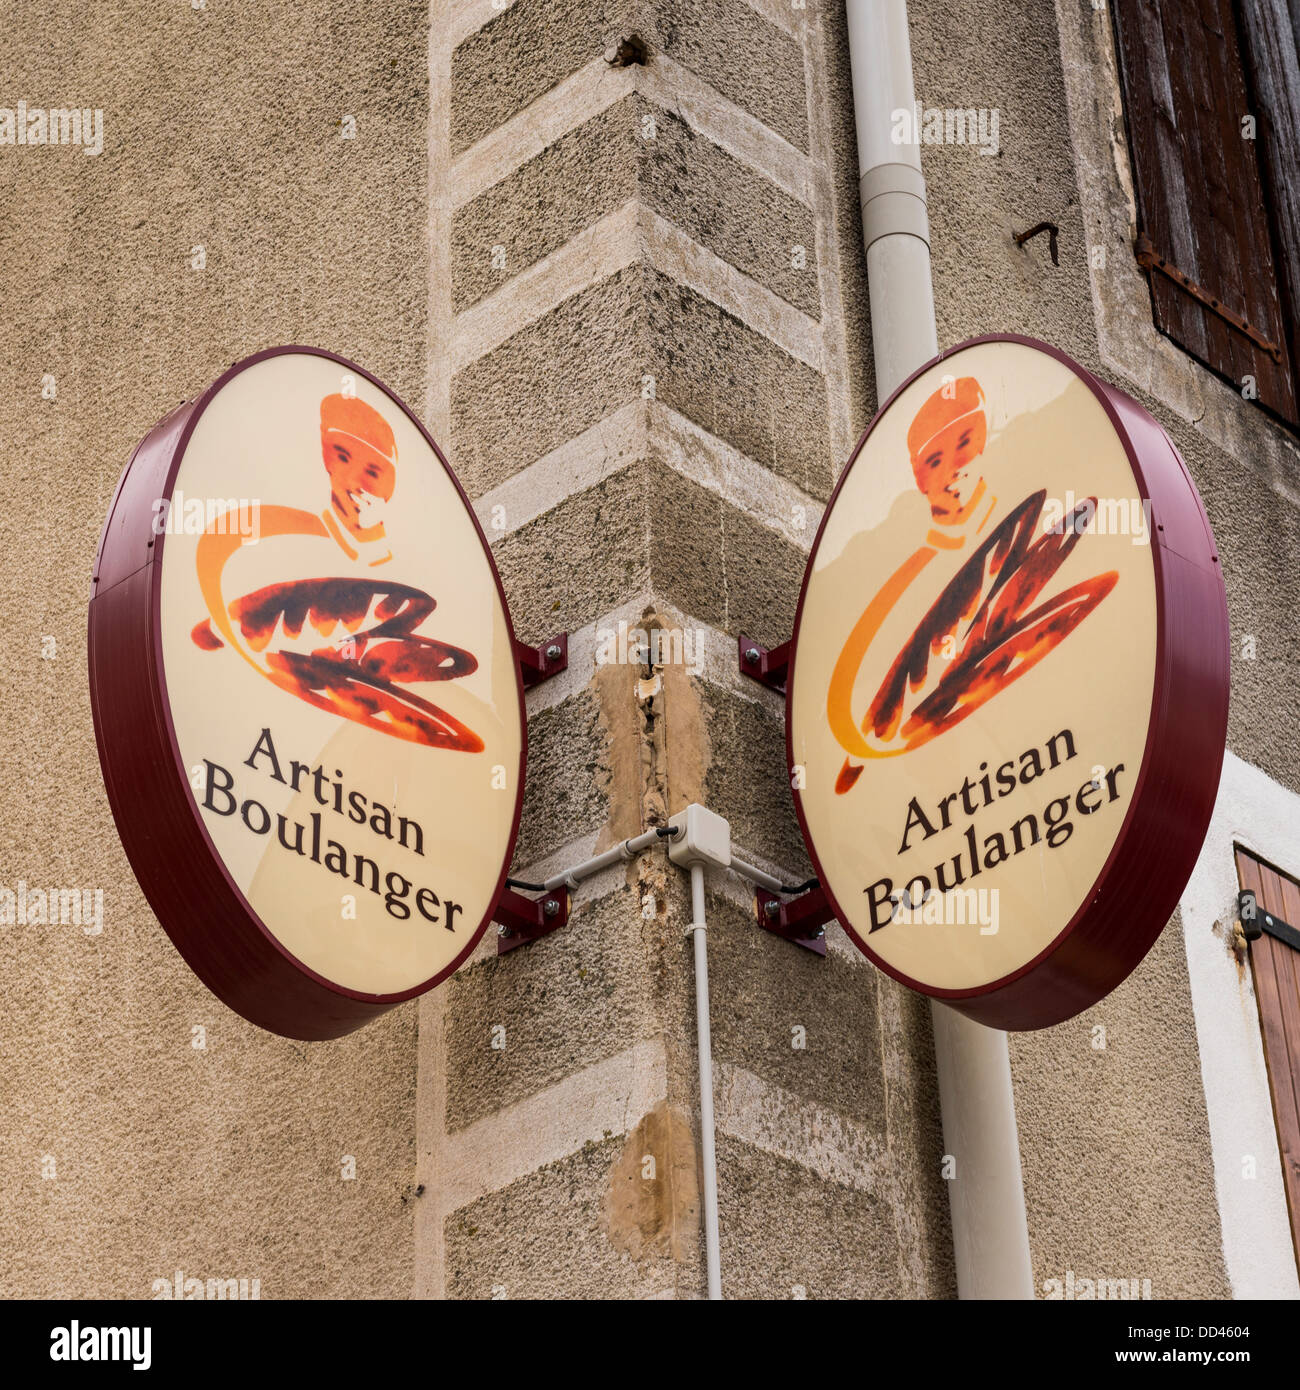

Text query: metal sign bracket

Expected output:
[494,887,570,953]
[515,633,568,689]
[492,827,678,954]
[737,633,790,693]
[754,885,831,956]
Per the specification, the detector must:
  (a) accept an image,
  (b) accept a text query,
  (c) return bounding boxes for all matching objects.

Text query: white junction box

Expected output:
[667,803,732,870]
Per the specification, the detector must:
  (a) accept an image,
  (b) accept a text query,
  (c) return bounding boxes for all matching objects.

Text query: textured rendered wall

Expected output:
[416,0,953,1299]
[0,0,430,1297]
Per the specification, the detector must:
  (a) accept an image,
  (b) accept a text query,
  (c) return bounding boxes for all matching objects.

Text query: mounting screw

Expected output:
[497,923,511,938]
[543,898,560,918]
[763,899,781,921]
[744,647,761,665]
[545,643,562,662]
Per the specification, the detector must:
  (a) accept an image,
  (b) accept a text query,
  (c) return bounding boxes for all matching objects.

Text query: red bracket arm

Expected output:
[494,887,570,954]
[754,885,831,956]
[738,634,790,694]
[516,633,568,689]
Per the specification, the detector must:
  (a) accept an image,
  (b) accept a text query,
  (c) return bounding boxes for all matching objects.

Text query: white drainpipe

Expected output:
[687,862,724,1299]
[847,0,937,394]
[844,0,1035,1300]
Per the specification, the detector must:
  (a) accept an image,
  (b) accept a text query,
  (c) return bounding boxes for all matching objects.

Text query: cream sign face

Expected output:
[788,337,1228,1029]
[90,348,526,1039]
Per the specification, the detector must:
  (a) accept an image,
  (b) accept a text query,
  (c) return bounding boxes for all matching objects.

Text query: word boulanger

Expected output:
[199,728,464,928]
[865,727,1127,932]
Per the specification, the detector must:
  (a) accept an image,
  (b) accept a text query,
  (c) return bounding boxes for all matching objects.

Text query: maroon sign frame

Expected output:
[786,334,1230,1030]
[88,346,527,1040]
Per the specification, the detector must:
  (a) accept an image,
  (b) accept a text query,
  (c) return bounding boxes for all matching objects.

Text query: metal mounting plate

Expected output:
[494,887,570,954]
[737,634,790,693]
[754,886,830,956]
[516,633,568,689]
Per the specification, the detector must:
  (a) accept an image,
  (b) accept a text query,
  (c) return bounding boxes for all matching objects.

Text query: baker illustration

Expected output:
[190,394,485,752]
[828,376,1117,793]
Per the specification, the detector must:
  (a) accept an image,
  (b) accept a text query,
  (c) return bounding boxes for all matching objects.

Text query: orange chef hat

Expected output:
[320,394,398,469]
[907,377,986,462]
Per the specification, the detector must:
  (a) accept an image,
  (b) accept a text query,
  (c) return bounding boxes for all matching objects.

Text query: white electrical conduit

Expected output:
[518,827,670,894]
[728,854,785,895]
[686,861,723,1299]
[845,0,1035,1300]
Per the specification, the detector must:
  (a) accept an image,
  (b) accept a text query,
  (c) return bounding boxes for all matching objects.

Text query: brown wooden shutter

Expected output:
[1111,0,1299,423]
[1234,846,1300,1271]
[1238,1,1300,411]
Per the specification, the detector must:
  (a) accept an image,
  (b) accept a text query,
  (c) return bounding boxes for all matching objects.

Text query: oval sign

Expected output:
[788,335,1228,1029]
[89,347,526,1039]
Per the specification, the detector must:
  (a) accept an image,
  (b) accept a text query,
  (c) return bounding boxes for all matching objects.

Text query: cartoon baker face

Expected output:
[320,394,398,543]
[907,377,989,526]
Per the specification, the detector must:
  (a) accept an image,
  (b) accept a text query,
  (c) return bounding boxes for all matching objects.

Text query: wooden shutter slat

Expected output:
[1259,866,1300,1140]
[1123,0,1211,361]
[1209,3,1298,383]
[1112,0,1299,422]
[1171,3,1241,379]
[1273,871,1300,1136]
[1263,932,1300,1229]
[1239,0,1300,414]
[1179,0,1293,401]
[1234,848,1300,1269]
[1237,856,1300,1219]
[1197,1,1276,386]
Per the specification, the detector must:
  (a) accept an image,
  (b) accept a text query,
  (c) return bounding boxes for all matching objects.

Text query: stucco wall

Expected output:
[0,0,429,1297]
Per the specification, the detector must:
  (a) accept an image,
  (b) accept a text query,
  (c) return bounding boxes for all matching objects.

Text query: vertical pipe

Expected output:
[844,0,1035,1299]
[846,0,937,398]
[689,861,723,1299]
[930,1003,1035,1298]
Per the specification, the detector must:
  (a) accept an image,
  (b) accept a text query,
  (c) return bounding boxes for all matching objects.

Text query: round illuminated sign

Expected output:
[788,336,1228,1029]
[89,347,525,1039]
